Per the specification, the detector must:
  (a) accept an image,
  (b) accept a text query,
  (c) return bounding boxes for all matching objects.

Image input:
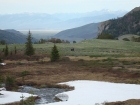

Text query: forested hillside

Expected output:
[98,7,140,38]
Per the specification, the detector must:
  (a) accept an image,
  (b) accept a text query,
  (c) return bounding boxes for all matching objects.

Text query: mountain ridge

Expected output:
[54,22,99,42]
[0,10,127,30]
[0,29,37,44]
[98,7,140,38]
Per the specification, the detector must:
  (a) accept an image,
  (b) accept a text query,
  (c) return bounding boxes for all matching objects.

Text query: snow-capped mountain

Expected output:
[0,10,127,30]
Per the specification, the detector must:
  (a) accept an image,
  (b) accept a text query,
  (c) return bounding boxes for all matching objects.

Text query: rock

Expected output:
[0,87,6,91]
[35,98,48,104]
[0,63,6,66]
[55,93,69,101]
[98,20,110,34]
[0,93,4,98]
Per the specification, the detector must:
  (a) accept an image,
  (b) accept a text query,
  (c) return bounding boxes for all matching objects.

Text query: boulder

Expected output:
[55,93,69,101]
[0,87,6,91]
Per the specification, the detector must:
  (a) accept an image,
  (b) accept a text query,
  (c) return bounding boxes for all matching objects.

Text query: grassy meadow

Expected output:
[1,39,140,57]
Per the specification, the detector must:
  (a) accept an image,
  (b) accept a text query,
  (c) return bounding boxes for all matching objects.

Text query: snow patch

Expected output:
[46,80,140,105]
[0,90,36,104]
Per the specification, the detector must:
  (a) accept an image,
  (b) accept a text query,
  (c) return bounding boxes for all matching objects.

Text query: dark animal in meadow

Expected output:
[71,48,74,51]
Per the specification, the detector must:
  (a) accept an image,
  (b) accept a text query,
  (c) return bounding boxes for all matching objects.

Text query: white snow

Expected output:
[46,80,140,105]
[0,90,35,104]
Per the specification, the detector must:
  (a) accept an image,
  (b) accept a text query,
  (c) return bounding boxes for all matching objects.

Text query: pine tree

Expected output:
[14,46,17,54]
[4,44,9,57]
[5,75,15,90]
[51,44,60,62]
[10,51,12,55]
[25,31,35,56]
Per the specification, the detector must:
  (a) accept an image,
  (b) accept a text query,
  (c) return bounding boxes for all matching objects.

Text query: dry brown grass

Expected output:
[67,56,108,61]
[1,56,140,86]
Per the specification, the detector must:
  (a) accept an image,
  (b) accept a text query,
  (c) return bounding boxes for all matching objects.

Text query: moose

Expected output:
[71,48,74,51]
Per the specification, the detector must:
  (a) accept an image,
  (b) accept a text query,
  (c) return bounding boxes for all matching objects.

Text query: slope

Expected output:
[98,7,140,38]
[0,29,37,44]
[54,23,99,42]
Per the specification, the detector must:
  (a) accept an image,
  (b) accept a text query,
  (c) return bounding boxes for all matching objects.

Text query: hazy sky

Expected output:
[0,0,140,14]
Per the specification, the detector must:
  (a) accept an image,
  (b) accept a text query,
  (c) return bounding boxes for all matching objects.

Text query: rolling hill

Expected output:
[54,23,99,42]
[0,29,37,44]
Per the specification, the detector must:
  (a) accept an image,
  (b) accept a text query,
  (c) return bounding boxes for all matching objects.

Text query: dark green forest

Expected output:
[102,10,140,37]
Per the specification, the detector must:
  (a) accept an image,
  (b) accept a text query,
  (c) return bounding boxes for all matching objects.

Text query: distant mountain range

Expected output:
[0,10,127,30]
[98,7,140,38]
[0,29,37,44]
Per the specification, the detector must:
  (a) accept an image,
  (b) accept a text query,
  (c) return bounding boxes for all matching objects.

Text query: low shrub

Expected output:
[0,58,3,63]
[0,75,5,84]
[21,71,30,77]
[123,38,130,41]
[5,75,16,90]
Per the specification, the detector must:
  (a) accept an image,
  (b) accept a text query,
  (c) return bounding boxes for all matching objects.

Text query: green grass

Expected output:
[0,39,140,57]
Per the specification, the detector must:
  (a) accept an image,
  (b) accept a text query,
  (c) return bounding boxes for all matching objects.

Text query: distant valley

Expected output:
[19,30,60,39]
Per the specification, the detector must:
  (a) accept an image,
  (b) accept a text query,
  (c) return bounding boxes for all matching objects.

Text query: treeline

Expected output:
[0,45,17,57]
[0,38,73,44]
[0,40,6,45]
[34,38,70,44]
[97,33,114,39]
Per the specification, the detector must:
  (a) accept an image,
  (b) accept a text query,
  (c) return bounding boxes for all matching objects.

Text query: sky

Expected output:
[0,0,140,14]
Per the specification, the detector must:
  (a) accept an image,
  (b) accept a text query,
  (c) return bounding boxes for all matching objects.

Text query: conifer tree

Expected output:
[25,31,35,56]
[15,46,17,54]
[10,51,12,55]
[4,44,8,57]
[51,44,60,62]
